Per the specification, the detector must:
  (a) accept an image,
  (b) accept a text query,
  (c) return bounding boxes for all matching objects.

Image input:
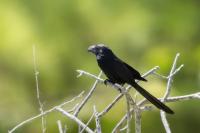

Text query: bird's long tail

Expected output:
[130,82,174,114]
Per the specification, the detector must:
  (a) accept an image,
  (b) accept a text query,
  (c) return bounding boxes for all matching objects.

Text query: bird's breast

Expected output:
[97,57,114,70]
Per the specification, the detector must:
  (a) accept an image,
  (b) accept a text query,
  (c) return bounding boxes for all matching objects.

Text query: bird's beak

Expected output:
[87,45,96,53]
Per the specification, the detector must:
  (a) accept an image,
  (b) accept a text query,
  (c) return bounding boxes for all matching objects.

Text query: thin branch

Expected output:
[57,120,64,133]
[112,105,152,133]
[124,93,133,133]
[164,53,180,99]
[77,70,104,82]
[10,52,200,133]
[167,64,184,79]
[58,123,67,133]
[161,53,181,133]
[166,92,200,101]
[112,114,127,133]
[160,111,171,133]
[140,93,200,111]
[74,71,102,116]
[120,125,128,132]
[80,112,95,133]
[56,107,94,133]
[112,54,186,132]
[138,92,200,106]
[8,91,84,133]
[98,66,160,117]
[153,72,168,79]
[63,125,67,133]
[112,96,141,133]
[94,106,102,133]
[153,64,184,80]
[33,45,46,133]
[134,108,141,133]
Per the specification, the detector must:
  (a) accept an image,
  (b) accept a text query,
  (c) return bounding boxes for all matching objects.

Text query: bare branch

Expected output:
[63,125,67,133]
[167,92,200,101]
[8,91,84,133]
[10,52,200,133]
[112,113,127,133]
[134,108,141,133]
[74,71,102,116]
[57,120,64,133]
[94,106,102,133]
[138,92,200,107]
[33,45,46,133]
[56,107,94,133]
[167,64,184,78]
[112,54,187,132]
[153,64,184,80]
[77,70,104,82]
[80,112,95,133]
[160,111,171,133]
[98,66,160,117]
[160,53,181,133]
[164,53,180,99]
[124,93,135,133]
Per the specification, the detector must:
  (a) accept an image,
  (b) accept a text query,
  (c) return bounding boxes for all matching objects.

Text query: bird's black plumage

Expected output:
[88,44,174,114]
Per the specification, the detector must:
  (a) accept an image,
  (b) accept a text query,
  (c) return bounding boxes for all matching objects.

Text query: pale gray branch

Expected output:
[77,70,104,82]
[74,71,102,116]
[94,106,102,133]
[135,109,141,133]
[138,92,200,107]
[164,53,180,99]
[56,107,94,133]
[8,91,84,133]
[125,94,131,133]
[161,53,180,133]
[167,64,184,78]
[160,111,171,133]
[33,45,46,133]
[9,52,200,133]
[57,120,64,133]
[112,114,126,133]
[80,112,95,133]
[98,66,160,117]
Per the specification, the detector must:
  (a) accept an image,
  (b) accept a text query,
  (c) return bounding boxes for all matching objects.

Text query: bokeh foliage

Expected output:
[0,0,200,132]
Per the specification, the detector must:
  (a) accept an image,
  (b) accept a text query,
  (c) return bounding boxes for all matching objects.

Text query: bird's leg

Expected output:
[104,79,115,85]
[104,79,123,93]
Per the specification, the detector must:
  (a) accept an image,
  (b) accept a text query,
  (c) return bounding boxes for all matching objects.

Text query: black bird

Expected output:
[88,44,174,114]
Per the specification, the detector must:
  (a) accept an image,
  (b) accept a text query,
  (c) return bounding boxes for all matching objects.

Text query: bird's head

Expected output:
[88,44,113,57]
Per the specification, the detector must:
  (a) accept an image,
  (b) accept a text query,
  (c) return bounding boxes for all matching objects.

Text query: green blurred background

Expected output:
[0,0,200,132]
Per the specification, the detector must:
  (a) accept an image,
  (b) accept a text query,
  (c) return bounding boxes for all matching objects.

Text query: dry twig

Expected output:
[94,106,102,133]
[9,53,200,133]
[8,91,84,133]
[56,107,94,133]
[33,45,46,133]
[74,71,102,116]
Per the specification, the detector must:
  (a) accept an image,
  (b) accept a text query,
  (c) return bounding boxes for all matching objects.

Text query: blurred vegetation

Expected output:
[0,0,200,132]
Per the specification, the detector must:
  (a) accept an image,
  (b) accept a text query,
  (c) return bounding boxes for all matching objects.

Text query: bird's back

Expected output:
[97,54,146,84]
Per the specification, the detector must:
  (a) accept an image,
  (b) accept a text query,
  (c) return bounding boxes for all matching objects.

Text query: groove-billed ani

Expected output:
[88,44,174,114]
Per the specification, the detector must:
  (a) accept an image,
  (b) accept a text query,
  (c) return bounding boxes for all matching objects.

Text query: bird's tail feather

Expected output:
[130,82,174,114]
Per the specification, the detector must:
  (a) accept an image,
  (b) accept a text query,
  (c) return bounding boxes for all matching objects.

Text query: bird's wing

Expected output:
[115,58,147,81]
[123,62,147,81]
[112,58,135,82]
[97,57,124,83]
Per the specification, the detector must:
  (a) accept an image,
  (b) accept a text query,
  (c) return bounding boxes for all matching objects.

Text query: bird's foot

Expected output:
[104,79,117,85]
[104,79,111,85]
[104,79,122,93]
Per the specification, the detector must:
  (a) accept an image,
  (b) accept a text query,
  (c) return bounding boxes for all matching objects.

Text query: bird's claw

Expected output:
[104,79,109,85]
[104,79,122,93]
